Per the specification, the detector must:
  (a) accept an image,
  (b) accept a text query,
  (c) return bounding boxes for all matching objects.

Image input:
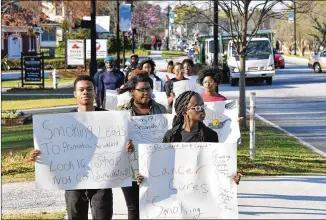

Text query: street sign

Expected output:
[21,52,45,88]
[288,12,294,23]
[119,4,132,32]
[66,39,85,66]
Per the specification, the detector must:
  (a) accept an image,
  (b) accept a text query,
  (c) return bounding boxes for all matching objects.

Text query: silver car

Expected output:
[308,50,326,73]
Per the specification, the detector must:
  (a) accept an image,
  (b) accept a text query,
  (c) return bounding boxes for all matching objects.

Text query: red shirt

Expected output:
[200,93,227,102]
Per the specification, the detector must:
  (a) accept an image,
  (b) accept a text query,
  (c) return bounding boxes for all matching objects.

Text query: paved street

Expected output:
[221,56,326,154]
[3,175,326,219]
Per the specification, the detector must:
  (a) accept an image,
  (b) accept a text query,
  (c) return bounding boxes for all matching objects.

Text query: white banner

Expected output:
[139,143,239,219]
[129,114,173,180]
[86,39,108,59]
[33,111,132,190]
[203,100,241,143]
[156,72,176,85]
[67,39,85,66]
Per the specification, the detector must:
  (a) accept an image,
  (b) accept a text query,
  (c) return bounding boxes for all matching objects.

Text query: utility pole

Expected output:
[131,0,135,53]
[116,0,120,69]
[166,5,170,51]
[293,0,297,55]
[213,0,218,66]
[90,0,97,77]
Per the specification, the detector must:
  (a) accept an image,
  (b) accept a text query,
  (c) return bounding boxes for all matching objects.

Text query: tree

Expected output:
[216,0,315,128]
[173,4,200,25]
[132,2,161,45]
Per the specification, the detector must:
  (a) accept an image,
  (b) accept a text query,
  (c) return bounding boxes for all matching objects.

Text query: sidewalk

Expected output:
[2,175,326,219]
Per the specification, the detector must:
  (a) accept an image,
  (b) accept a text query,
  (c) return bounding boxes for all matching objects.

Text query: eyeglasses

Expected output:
[203,80,216,84]
[134,88,152,93]
[188,105,206,112]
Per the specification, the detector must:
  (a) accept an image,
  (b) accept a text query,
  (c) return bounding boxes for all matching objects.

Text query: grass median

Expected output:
[161,50,187,58]
[2,119,326,184]
[2,211,66,219]
[2,78,76,88]
[2,96,76,111]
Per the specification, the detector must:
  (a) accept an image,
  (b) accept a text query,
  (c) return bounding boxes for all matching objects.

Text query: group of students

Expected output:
[30,54,241,220]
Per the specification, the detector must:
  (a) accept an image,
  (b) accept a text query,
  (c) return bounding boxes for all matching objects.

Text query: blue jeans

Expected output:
[65,189,113,220]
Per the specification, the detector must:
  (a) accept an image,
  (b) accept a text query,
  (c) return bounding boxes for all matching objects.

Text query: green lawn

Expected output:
[162,50,187,58]
[2,211,66,219]
[238,120,326,175]
[2,78,76,88]
[2,119,326,184]
[2,124,33,149]
[2,97,76,111]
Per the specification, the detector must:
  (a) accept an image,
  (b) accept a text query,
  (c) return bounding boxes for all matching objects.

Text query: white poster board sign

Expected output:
[156,72,175,85]
[139,143,239,219]
[129,114,173,179]
[173,80,204,100]
[86,39,108,59]
[67,39,85,66]
[33,111,132,190]
[152,92,168,109]
[203,100,241,143]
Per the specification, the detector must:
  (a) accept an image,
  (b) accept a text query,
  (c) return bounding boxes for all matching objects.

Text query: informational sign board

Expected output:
[67,39,85,66]
[21,52,44,88]
[86,39,108,59]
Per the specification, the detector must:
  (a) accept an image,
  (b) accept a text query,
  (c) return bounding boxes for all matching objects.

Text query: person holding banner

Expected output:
[164,62,189,113]
[96,56,125,107]
[182,58,195,77]
[30,75,117,220]
[197,66,227,102]
[116,74,167,220]
[137,58,163,92]
[137,91,242,185]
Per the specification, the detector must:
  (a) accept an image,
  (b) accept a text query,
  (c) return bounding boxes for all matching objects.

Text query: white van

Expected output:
[227,38,275,86]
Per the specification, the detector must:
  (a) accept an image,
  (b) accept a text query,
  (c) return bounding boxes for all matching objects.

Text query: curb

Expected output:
[251,110,326,158]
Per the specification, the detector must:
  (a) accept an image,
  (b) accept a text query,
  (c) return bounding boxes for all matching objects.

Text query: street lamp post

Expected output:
[213,0,218,66]
[116,0,120,69]
[293,0,297,55]
[166,5,170,51]
[90,0,97,77]
[131,0,135,53]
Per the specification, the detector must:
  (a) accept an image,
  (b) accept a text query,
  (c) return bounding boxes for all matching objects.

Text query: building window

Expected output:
[55,1,63,16]
[41,27,56,41]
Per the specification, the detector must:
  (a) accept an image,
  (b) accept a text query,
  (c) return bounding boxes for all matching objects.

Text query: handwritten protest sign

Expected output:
[203,100,241,143]
[139,143,238,219]
[129,114,173,180]
[104,90,119,110]
[33,111,132,190]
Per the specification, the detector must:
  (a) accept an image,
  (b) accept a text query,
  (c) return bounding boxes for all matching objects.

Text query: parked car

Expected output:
[308,50,326,73]
[273,49,285,69]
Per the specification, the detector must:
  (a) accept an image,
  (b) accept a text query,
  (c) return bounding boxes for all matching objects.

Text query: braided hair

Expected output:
[137,58,156,74]
[165,91,207,142]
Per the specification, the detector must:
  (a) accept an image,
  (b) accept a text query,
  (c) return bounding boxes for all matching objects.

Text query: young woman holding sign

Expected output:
[164,62,189,113]
[137,91,242,184]
[116,74,167,220]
